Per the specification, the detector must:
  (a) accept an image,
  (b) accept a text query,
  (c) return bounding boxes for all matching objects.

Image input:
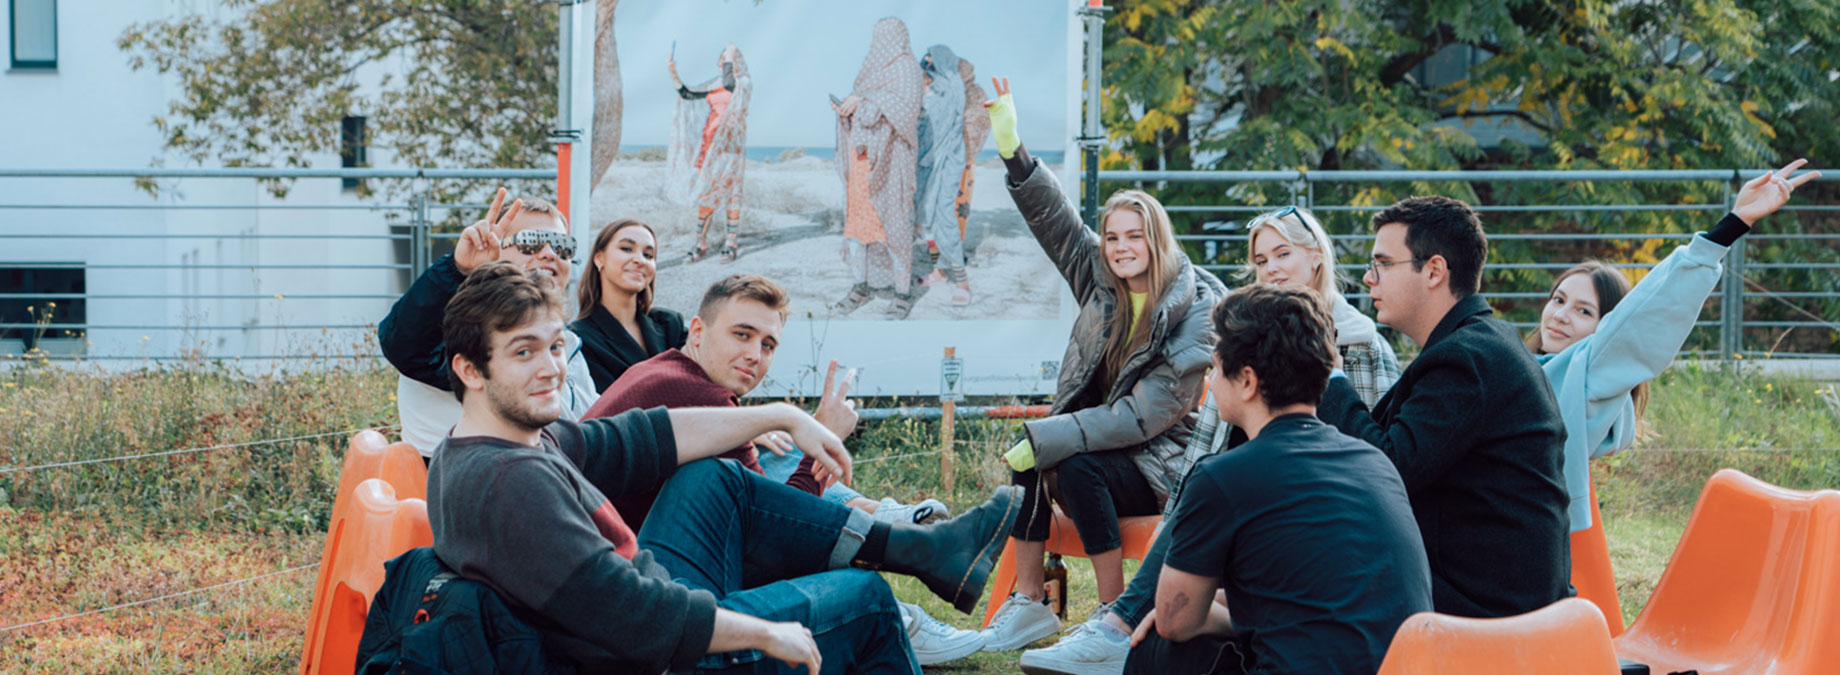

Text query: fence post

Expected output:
[1720,175,1742,359]
[411,192,430,275]
[941,346,957,493]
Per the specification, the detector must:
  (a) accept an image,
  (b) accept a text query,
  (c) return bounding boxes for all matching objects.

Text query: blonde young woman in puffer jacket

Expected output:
[977,78,1226,655]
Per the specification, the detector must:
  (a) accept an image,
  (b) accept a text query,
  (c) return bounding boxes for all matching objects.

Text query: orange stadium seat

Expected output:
[1570,480,1626,636]
[1377,597,1622,674]
[1614,469,1840,675]
[299,431,430,675]
[299,478,433,675]
[980,506,1160,628]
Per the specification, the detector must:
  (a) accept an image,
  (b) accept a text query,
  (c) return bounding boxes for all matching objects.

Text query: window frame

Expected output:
[8,0,57,71]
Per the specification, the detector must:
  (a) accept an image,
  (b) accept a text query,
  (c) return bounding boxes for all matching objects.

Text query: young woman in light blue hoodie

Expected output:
[1529,159,1820,532]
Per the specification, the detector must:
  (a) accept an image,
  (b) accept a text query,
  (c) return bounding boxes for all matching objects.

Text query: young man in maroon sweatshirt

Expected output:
[426,262,1019,673]
[582,273,945,527]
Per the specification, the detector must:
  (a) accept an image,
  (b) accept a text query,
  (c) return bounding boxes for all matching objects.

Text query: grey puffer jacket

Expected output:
[1008,161,1227,502]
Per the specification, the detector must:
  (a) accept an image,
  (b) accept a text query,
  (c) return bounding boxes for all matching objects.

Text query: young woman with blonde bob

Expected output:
[1244,205,1401,404]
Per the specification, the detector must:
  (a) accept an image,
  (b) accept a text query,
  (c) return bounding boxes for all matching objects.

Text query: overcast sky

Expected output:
[613,0,1077,151]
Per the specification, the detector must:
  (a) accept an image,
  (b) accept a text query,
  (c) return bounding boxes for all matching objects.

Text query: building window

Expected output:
[1,264,85,355]
[341,115,368,190]
[9,0,56,71]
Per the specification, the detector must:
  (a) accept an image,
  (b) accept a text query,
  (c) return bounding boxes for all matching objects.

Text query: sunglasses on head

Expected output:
[1246,205,1299,229]
[502,229,576,260]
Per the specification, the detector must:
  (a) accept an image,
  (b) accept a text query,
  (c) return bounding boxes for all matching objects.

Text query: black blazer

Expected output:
[569,304,687,394]
[1318,294,1571,618]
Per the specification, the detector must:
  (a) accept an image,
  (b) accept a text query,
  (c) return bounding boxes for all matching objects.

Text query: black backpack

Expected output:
[354,547,572,675]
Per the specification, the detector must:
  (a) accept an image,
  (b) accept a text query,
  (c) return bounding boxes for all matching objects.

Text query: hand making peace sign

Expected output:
[1732,158,1822,226]
[454,187,528,274]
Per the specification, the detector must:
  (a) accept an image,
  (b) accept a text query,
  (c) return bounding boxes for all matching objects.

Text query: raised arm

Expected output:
[377,253,465,389]
[986,77,1101,300]
[1578,159,1818,404]
[378,187,522,389]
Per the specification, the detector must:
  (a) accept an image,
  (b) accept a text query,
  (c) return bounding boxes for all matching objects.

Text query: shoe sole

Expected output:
[914,638,986,667]
[948,486,1024,614]
[980,613,1062,652]
[1019,660,1125,675]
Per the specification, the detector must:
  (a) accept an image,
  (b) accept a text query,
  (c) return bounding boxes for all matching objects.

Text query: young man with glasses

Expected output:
[378,187,600,459]
[1316,195,1571,618]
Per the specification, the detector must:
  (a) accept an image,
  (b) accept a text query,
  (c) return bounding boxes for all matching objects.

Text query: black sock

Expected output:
[855,521,893,567]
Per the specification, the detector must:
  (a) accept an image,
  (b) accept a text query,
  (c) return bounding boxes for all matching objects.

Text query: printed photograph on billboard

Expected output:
[593,1,1082,396]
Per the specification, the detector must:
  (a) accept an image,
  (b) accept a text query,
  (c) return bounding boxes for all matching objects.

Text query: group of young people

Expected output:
[369,71,1817,674]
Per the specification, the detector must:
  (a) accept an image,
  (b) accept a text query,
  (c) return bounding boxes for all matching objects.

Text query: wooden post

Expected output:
[941,347,957,493]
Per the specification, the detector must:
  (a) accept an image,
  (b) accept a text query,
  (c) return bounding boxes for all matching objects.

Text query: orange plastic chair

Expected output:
[1570,480,1625,636]
[298,478,433,675]
[299,431,430,675]
[1377,597,1622,674]
[1614,469,1840,675]
[979,506,1161,628]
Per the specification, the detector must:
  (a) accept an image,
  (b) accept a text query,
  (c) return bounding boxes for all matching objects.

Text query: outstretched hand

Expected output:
[455,187,525,274]
[985,77,1020,159]
[1732,158,1820,226]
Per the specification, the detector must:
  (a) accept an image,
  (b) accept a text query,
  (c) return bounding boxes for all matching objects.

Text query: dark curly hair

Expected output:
[1370,195,1488,298]
[442,261,564,401]
[1210,285,1338,409]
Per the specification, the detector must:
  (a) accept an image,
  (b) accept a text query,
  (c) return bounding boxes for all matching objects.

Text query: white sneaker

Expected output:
[979,593,1062,652]
[1018,607,1130,675]
[873,497,951,524]
[901,602,984,666]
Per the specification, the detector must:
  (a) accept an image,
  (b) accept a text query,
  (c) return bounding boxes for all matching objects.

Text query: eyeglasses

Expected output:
[1366,258,1422,276]
[502,229,576,260]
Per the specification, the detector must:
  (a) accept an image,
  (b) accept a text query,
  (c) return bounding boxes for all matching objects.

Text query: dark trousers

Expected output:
[639,459,920,674]
[1011,449,1161,555]
[1125,631,1253,675]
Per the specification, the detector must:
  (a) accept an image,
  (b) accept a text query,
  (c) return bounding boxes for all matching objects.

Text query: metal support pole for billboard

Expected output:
[1078,1,1109,228]
[554,0,595,284]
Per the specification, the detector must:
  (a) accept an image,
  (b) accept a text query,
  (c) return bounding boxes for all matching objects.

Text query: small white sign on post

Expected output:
[940,356,965,402]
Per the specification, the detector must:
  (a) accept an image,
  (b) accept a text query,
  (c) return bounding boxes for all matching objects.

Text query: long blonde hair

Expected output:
[1244,207,1346,302]
[1098,190,1184,387]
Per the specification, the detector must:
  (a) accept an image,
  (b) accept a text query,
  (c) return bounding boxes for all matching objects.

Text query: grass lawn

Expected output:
[1,360,1835,672]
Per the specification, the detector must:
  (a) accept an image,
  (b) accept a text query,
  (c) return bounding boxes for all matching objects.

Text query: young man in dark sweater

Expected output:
[1316,195,1572,618]
[1124,285,1432,674]
[426,262,1021,673]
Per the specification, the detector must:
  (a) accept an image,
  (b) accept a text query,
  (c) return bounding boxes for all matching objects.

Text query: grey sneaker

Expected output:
[901,602,984,666]
[874,497,951,524]
[979,592,1062,652]
[1019,605,1130,675]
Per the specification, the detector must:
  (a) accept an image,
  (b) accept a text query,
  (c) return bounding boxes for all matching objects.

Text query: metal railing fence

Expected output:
[1094,168,1840,359]
[0,167,1834,363]
[0,167,550,362]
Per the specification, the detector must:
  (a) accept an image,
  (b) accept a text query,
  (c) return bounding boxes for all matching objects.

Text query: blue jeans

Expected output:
[638,459,919,674]
[1109,521,1169,627]
[758,444,865,506]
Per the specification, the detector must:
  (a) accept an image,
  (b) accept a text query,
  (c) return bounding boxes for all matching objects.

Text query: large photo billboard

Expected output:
[592,0,1083,396]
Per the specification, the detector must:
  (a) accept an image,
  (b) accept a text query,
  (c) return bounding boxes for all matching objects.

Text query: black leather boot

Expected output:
[867,485,1022,614]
